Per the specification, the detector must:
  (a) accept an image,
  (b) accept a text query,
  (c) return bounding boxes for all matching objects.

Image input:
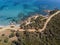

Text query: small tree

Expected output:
[4,38,8,43]
[1,34,5,36]
[16,30,20,37]
[9,32,15,38]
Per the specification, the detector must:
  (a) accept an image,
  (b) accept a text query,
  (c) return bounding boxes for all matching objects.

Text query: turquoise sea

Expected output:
[0,0,60,25]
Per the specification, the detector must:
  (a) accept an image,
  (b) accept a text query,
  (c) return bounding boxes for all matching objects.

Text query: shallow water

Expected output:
[0,0,60,25]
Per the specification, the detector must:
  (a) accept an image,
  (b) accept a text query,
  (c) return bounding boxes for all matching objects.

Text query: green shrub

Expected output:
[9,32,15,38]
[1,34,5,36]
[4,38,8,43]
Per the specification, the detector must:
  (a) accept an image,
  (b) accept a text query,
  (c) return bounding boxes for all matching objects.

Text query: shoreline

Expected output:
[0,9,51,26]
[0,10,59,32]
[0,14,48,27]
[0,11,51,32]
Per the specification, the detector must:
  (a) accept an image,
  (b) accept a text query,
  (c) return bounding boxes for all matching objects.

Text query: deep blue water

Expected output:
[0,0,60,25]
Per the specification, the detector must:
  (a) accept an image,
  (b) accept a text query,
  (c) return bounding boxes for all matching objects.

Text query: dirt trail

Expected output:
[38,11,60,32]
[0,11,60,32]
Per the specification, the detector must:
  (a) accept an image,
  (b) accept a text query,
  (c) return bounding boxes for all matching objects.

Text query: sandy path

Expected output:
[38,11,60,32]
[0,11,60,32]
